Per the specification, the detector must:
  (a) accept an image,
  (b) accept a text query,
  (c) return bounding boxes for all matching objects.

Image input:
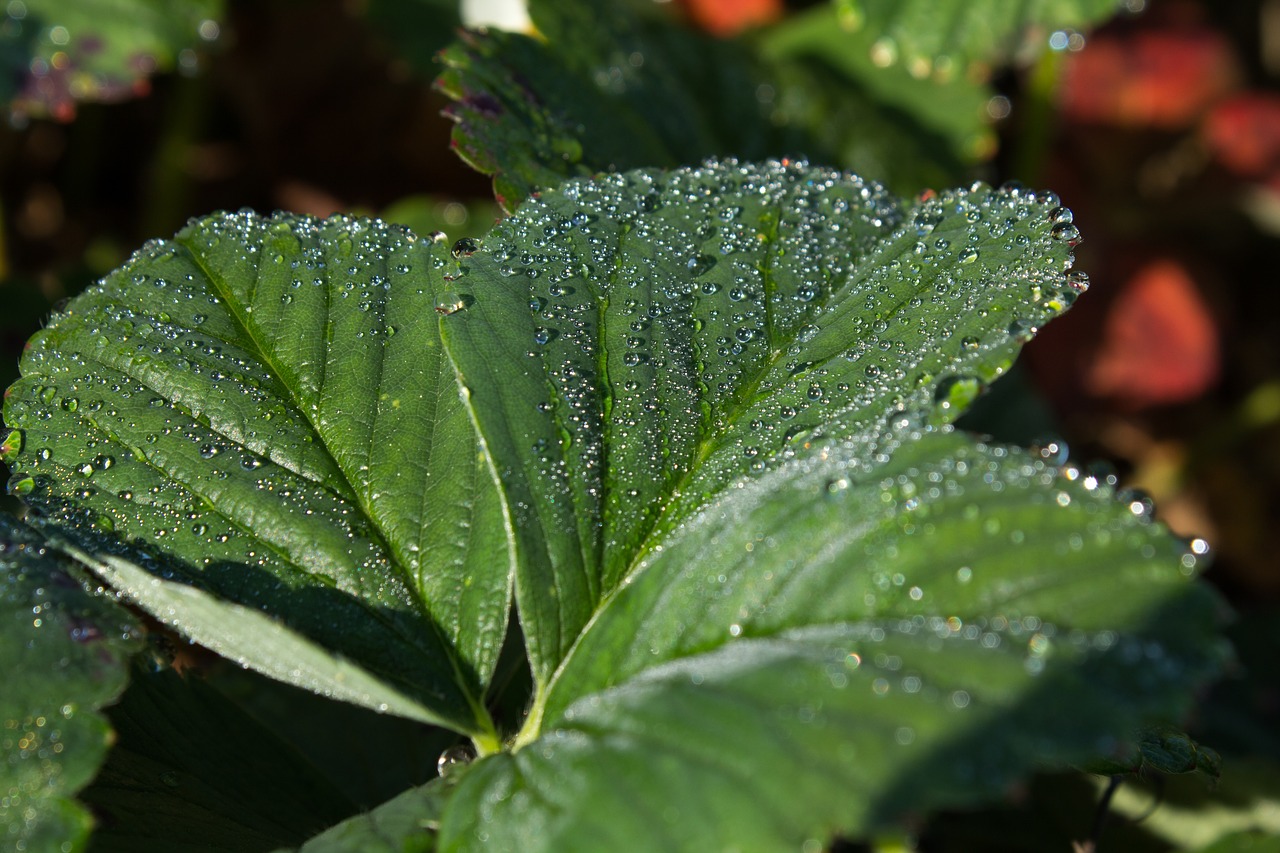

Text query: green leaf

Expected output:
[297,778,457,853]
[436,19,789,211]
[759,5,993,172]
[0,514,142,851]
[429,160,1222,846]
[832,0,1124,77]
[2,212,510,738]
[439,159,1083,683]
[0,0,225,119]
[76,549,458,727]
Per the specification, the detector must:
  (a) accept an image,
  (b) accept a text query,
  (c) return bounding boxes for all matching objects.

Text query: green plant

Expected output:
[1,2,1229,851]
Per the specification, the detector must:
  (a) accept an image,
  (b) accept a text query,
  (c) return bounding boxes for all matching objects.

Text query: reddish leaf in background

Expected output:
[1203,93,1280,178]
[1086,259,1219,407]
[675,0,782,36]
[1059,27,1238,128]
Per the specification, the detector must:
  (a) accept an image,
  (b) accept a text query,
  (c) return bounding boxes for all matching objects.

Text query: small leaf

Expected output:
[3,212,511,736]
[1085,258,1219,407]
[1059,25,1239,129]
[0,515,142,851]
[298,779,457,853]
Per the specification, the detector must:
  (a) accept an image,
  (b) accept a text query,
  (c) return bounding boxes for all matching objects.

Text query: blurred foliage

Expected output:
[0,0,224,121]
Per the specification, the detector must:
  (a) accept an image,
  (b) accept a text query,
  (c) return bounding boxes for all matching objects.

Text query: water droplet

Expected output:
[1050,222,1082,246]
[0,428,23,460]
[6,473,34,496]
[1007,317,1035,339]
[959,247,979,264]
[451,237,480,258]
[686,254,716,277]
[533,327,558,345]
[437,744,475,777]
[1118,488,1155,521]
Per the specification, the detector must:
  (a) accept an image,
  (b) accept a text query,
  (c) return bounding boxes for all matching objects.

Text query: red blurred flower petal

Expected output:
[1059,28,1239,128]
[675,0,783,37]
[1086,259,1219,406]
[1203,93,1280,178]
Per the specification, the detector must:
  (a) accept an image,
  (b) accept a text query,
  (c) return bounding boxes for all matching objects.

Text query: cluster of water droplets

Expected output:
[0,211,455,619]
[429,159,1102,594]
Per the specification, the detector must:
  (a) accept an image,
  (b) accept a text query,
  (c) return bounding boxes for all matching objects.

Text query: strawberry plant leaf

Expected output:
[435,20,790,212]
[439,159,1087,684]
[832,0,1125,77]
[2,160,1225,850]
[297,779,455,853]
[0,515,142,851]
[0,0,224,120]
[1,213,511,738]
[435,435,1221,850]
[759,5,992,169]
[425,159,1222,847]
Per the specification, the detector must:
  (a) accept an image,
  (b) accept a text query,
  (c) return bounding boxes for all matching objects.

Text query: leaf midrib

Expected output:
[175,226,492,730]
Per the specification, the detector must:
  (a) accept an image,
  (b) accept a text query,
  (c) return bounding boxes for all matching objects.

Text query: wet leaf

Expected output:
[427,159,1223,847]
[441,160,1088,683]
[2,212,510,737]
[4,161,1225,850]
[0,515,142,851]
